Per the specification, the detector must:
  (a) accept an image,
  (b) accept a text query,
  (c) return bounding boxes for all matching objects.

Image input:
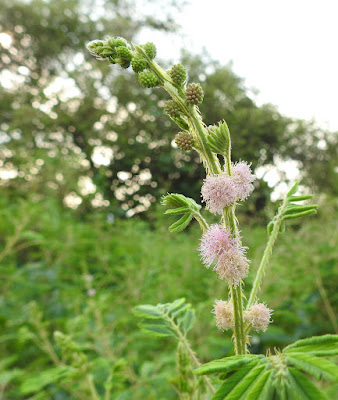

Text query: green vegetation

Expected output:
[0,197,336,398]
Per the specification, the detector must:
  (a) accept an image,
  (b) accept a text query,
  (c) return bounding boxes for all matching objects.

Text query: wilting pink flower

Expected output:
[212,300,234,330]
[232,161,256,201]
[244,303,273,332]
[215,248,250,287]
[201,173,237,214]
[199,224,238,267]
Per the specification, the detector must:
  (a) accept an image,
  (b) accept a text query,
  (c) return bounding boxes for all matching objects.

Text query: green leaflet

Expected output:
[210,360,261,400]
[284,334,338,356]
[287,367,328,400]
[141,323,175,337]
[244,369,272,400]
[169,213,193,233]
[267,181,318,234]
[133,304,163,319]
[178,308,196,334]
[161,193,202,233]
[206,121,231,156]
[194,355,260,376]
[223,364,266,400]
[286,353,338,382]
[134,298,196,339]
[20,366,72,394]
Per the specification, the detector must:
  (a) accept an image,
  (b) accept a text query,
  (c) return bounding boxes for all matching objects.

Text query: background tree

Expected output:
[1,0,336,219]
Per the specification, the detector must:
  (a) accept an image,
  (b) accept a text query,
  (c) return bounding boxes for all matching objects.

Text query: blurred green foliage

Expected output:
[0,196,336,398]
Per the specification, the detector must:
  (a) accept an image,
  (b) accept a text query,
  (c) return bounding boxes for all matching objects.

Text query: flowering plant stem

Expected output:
[137,46,247,354]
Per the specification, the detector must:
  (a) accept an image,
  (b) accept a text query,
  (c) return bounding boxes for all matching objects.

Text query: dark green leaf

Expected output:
[242,369,272,400]
[210,361,261,400]
[141,324,175,337]
[178,308,196,334]
[133,305,163,319]
[195,355,260,376]
[286,353,338,381]
[288,195,314,202]
[164,206,190,215]
[207,121,231,156]
[286,181,299,197]
[224,364,266,400]
[284,205,318,215]
[20,366,71,394]
[166,298,186,312]
[283,209,317,220]
[287,367,328,400]
[284,335,338,356]
[169,213,193,233]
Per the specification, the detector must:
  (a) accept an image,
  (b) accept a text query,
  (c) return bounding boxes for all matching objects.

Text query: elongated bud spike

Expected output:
[185,83,204,105]
[175,132,195,151]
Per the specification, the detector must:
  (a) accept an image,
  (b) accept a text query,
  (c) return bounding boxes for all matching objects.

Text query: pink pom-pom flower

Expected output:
[199,224,250,286]
[212,300,234,330]
[232,161,256,201]
[201,173,237,214]
[200,162,256,215]
[244,303,273,332]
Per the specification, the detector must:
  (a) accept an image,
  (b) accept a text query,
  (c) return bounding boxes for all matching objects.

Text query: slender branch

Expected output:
[246,197,289,310]
[164,313,216,394]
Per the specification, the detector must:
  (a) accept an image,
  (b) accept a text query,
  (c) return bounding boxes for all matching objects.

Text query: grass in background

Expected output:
[0,197,336,399]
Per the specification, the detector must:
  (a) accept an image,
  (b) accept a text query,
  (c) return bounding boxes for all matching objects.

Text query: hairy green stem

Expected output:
[246,197,289,310]
[164,313,215,394]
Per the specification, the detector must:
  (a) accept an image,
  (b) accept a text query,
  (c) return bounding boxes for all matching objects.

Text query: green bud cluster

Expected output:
[170,64,187,86]
[164,100,182,118]
[131,55,148,73]
[138,71,161,88]
[185,83,204,105]
[175,132,195,151]
[142,42,157,59]
[86,36,132,68]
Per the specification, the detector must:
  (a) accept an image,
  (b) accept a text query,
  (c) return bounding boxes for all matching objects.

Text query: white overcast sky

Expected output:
[140,0,338,132]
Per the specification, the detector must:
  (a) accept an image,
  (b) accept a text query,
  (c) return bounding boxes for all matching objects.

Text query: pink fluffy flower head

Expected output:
[201,173,237,214]
[199,224,238,267]
[215,247,250,287]
[232,161,256,201]
[212,300,234,331]
[244,303,273,332]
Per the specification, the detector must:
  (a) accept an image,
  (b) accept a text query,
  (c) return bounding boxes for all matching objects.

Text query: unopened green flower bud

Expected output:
[131,55,148,73]
[114,37,128,47]
[99,45,115,57]
[138,71,160,88]
[175,132,195,151]
[142,42,157,59]
[86,40,106,59]
[170,64,187,86]
[185,83,204,105]
[116,46,132,61]
[164,100,182,118]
